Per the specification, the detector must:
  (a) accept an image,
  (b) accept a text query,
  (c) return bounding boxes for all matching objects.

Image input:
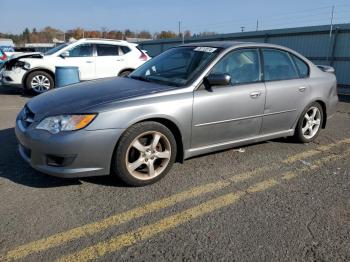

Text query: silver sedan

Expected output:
[15,42,338,186]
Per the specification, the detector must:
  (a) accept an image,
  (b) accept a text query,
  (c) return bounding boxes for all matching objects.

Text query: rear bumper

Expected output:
[327,94,339,119]
[15,120,125,178]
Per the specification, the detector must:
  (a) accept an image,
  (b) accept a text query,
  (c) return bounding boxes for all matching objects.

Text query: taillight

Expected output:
[0,52,7,61]
[139,51,148,61]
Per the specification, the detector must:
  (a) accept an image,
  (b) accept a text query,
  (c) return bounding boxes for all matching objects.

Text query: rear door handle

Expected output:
[298,86,306,92]
[86,61,94,63]
[116,59,124,62]
[250,91,261,98]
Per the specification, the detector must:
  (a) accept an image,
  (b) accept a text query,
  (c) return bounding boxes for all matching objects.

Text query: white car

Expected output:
[1,38,150,94]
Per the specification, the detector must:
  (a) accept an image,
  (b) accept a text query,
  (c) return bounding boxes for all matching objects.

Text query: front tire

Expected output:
[112,122,177,186]
[294,102,323,143]
[25,71,54,95]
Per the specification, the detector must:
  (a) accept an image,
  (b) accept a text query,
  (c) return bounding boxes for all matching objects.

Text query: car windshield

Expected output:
[129,46,222,87]
[44,43,68,55]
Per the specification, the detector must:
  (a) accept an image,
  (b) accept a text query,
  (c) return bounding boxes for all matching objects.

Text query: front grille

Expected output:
[21,105,35,128]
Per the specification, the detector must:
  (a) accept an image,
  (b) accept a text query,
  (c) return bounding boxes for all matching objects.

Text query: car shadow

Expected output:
[0,127,128,188]
[0,127,82,188]
[0,85,33,98]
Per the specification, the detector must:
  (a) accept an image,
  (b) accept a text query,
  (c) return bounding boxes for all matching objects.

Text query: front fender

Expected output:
[86,91,194,151]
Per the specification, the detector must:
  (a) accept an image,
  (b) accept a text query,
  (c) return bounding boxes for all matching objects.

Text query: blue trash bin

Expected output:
[55,66,80,88]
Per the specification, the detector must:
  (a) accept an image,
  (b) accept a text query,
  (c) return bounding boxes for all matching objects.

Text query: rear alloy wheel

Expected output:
[295,102,323,143]
[113,122,177,186]
[25,71,54,95]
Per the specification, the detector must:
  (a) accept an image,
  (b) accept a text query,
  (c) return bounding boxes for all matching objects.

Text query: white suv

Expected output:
[1,38,150,94]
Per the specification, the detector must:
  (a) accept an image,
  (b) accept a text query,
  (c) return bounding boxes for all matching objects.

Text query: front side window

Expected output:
[96,44,119,56]
[262,49,298,81]
[68,44,93,57]
[129,46,221,87]
[292,55,309,78]
[211,49,261,85]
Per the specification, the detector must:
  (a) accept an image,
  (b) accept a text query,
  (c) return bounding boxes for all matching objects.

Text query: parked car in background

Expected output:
[0,48,8,67]
[1,38,150,94]
[15,42,338,186]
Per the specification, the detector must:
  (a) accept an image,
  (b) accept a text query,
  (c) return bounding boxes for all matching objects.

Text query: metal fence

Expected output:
[139,23,350,95]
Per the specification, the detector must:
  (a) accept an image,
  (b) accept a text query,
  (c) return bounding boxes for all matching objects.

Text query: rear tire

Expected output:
[294,102,323,143]
[112,122,177,186]
[25,70,54,95]
[118,70,132,77]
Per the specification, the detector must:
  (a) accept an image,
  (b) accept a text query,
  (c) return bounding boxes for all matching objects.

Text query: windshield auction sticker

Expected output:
[194,47,217,53]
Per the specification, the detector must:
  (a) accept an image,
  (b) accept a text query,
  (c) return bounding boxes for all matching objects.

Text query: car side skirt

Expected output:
[184,129,294,159]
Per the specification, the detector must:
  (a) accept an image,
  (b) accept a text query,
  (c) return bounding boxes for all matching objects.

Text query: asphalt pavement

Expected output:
[0,86,349,262]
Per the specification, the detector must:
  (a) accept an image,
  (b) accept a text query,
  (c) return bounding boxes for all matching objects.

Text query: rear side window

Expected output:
[262,49,298,81]
[292,55,309,78]
[96,44,119,56]
[120,46,131,55]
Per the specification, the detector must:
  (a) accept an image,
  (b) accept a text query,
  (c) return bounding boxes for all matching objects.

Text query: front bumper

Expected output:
[1,68,25,86]
[15,119,125,178]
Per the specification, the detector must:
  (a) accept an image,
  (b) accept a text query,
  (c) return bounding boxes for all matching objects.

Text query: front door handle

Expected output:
[298,86,306,92]
[86,61,94,63]
[116,59,124,62]
[250,91,261,98]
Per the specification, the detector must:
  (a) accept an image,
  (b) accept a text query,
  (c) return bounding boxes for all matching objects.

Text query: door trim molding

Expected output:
[194,109,296,127]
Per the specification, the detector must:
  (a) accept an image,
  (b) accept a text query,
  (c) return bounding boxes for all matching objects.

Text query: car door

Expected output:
[95,44,126,78]
[192,48,266,148]
[62,43,95,80]
[261,48,311,134]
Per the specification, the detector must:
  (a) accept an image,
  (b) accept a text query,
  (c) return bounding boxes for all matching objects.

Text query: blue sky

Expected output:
[1,0,350,34]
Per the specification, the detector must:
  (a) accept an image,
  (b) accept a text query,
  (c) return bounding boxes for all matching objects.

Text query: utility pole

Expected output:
[329,5,335,38]
[256,20,259,31]
[240,26,245,32]
[179,21,184,44]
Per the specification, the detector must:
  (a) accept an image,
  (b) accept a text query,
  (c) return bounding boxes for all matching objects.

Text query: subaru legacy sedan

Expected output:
[15,42,338,186]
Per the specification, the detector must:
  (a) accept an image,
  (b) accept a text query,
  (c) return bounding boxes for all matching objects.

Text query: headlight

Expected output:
[36,114,97,134]
[15,61,31,70]
[23,62,31,70]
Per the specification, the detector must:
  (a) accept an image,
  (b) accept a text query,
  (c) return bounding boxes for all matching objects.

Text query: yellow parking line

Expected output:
[282,137,350,164]
[281,172,298,180]
[56,149,350,262]
[55,179,279,262]
[0,166,270,262]
[2,138,349,261]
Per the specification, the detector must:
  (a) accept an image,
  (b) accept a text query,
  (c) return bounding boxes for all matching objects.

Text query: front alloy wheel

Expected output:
[126,131,172,180]
[25,70,54,95]
[31,75,51,93]
[113,122,177,186]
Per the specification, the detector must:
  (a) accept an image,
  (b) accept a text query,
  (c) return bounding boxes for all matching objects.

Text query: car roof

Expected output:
[180,41,289,50]
[74,38,137,46]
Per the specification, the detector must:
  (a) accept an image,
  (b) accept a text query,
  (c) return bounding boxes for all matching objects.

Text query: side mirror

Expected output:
[205,73,231,87]
[60,51,70,58]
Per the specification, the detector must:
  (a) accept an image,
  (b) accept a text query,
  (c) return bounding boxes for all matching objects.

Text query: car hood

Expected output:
[27,77,176,119]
